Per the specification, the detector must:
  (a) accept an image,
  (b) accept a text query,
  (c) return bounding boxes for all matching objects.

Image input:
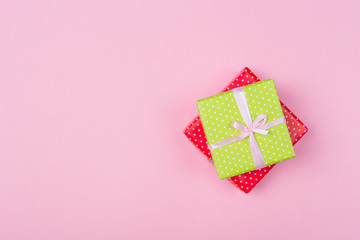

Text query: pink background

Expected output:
[0,1,359,239]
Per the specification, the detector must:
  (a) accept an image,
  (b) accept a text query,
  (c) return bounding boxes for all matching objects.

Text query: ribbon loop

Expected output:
[252,114,269,127]
[231,121,248,132]
[208,87,285,170]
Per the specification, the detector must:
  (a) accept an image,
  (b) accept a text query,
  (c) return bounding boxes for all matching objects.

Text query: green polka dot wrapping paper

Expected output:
[197,79,296,179]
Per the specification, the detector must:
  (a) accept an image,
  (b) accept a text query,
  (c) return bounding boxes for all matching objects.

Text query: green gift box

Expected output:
[197,79,295,179]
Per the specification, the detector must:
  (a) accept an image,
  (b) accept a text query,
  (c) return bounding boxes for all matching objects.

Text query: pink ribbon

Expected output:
[208,87,285,169]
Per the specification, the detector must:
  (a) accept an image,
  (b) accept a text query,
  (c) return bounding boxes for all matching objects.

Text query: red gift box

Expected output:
[184,67,308,193]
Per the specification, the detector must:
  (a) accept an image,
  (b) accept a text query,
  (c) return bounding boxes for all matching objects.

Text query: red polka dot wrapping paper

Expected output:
[184,67,308,193]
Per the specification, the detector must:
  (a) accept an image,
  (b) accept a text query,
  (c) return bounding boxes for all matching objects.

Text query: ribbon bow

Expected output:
[208,87,285,169]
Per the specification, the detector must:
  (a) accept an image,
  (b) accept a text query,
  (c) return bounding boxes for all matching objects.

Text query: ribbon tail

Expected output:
[249,133,267,169]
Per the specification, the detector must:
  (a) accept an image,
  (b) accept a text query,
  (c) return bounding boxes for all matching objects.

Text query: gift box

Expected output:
[197,79,296,179]
[184,68,308,191]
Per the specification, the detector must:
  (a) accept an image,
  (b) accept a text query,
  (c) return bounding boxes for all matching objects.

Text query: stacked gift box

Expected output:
[184,67,307,193]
